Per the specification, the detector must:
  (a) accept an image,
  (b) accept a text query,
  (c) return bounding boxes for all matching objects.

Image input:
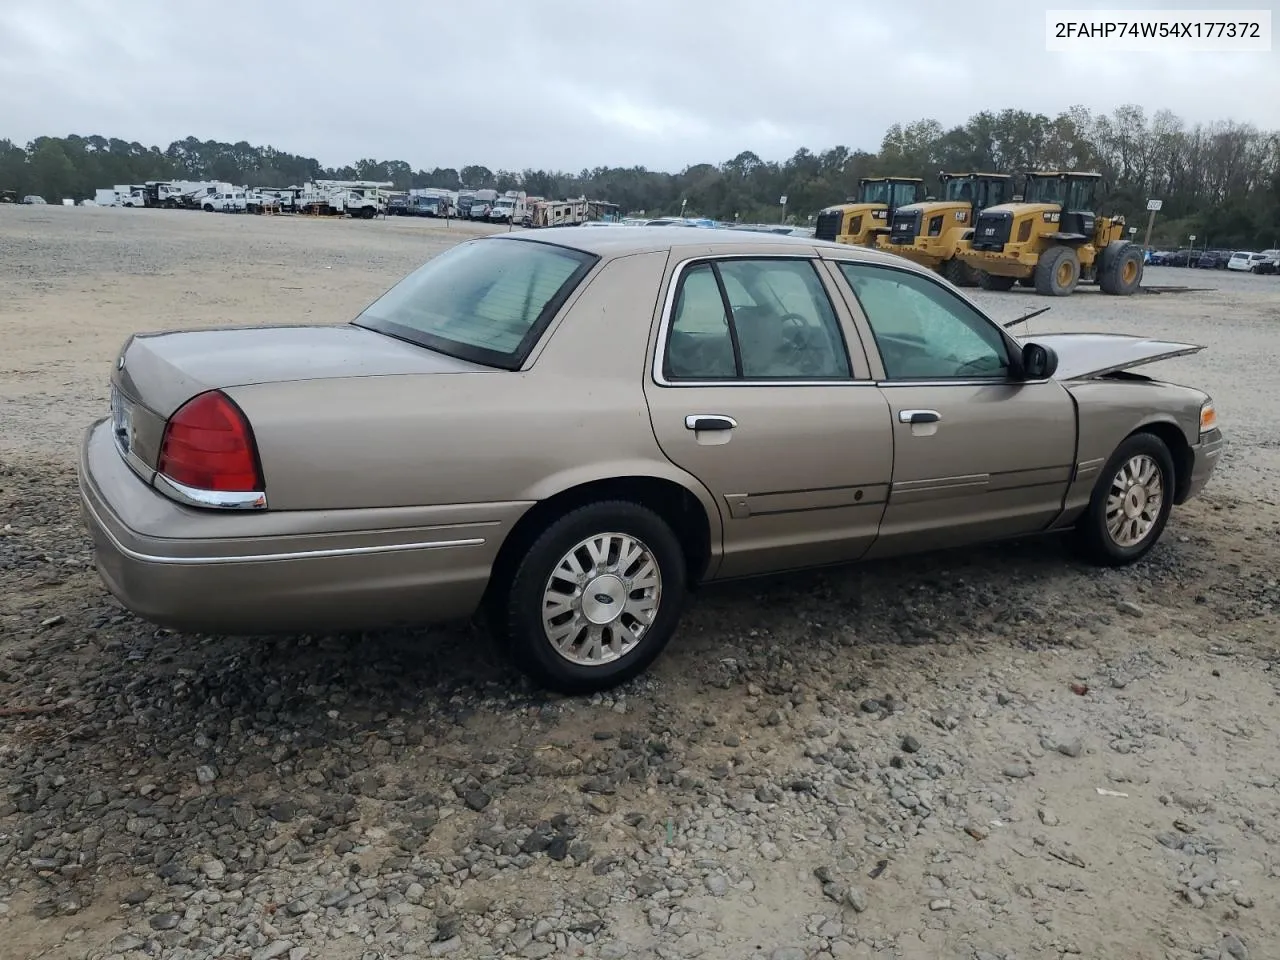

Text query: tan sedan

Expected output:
[79,227,1224,692]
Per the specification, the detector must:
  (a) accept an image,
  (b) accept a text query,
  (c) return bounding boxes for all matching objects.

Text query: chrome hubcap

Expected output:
[1105,454,1164,547]
[541,532,662,666]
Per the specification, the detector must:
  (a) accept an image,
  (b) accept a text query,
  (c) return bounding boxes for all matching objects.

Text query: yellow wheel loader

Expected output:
[875,172,1014,286]
[954,171,1144,297]
[814,177,925,248]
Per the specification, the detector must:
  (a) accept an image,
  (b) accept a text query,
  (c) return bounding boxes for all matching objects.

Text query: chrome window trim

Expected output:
[651,252,871,388]
[875,377,1053,388]
[154,473,269,511]
[83,496,484,566]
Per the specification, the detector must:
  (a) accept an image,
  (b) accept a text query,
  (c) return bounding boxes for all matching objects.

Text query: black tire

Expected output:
[941,258,977,287]
[978,271,1017,291]
[203,203,214,212]
[499,501,688,694]
[1073,432,1176,567]
[1034,245,1080,296]
[1098,241,1144,295]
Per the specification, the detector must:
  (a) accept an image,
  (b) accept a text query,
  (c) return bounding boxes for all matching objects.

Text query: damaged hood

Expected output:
[1028,332,1204,380]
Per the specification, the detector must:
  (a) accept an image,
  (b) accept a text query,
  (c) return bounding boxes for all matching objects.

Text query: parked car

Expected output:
[1228,251,1276,274]
[22,195,47,204]
[1196,250,1230,269]
[1162,249,1193,267]
[1259,250,1280,274]
[79,229,1224,693]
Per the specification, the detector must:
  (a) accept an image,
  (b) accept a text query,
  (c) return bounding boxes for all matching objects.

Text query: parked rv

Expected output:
[528,198,589,228]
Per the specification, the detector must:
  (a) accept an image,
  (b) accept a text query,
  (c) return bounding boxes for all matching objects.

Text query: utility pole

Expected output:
[1143,198,1162,249]
[779,194,788,224]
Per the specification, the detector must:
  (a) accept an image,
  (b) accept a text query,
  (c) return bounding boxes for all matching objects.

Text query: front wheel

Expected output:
[1035,245,1081,296]
[1073,432,1175,566]
[500,501,687,694]
[941,258,977,287]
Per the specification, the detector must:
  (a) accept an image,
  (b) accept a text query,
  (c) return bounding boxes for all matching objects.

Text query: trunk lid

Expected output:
[1030,332,1204,380]
[111,323,491,470]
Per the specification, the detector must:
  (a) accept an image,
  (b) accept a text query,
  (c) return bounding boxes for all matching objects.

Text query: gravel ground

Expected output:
[2,205,1279,960]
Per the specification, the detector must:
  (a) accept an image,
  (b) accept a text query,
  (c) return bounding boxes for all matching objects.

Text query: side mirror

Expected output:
[1021,342,1059,380]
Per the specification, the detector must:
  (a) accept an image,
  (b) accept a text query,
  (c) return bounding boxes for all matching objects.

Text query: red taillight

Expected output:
[157,390,263,492]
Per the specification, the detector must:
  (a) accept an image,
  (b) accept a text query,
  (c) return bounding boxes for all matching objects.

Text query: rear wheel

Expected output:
[499,501,688,694]
[1034,245,1080,296]
[1073,433,1175,566]
[978,271,1017,291]
[1099,241,1144,295]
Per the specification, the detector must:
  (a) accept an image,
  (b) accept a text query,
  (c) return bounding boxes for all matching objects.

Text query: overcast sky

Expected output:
[2,0,1276,172]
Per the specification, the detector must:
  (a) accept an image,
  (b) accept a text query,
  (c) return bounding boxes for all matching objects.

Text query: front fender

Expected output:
[1053,378,1206,525]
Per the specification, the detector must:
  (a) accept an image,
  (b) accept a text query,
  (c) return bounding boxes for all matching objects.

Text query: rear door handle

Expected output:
[685,415,738,431]
[899,409,941,424]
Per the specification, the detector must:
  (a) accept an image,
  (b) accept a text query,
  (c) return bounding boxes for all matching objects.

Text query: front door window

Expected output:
[835,263,1010,380]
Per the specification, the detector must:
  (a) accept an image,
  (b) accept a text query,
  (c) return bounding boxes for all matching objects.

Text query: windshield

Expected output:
[1024,176,1065,205]
[892,182,923,206]
[495,200,514,208]
[861,180,922,207]
[1024,175,1095,209]
[353,238,597,369]
[858,180,890,204]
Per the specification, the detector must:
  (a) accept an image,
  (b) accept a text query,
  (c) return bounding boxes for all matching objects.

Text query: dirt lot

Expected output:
[2,205,1279,960]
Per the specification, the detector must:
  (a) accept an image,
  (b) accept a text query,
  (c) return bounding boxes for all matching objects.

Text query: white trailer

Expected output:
[529,198,590,228]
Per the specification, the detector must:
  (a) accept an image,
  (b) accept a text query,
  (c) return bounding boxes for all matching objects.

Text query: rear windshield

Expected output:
[352,237,597,369]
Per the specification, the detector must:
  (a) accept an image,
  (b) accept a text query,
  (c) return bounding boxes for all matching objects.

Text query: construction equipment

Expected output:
[954,171,1144,297]
[814,177,925,247]
[876,172,1014,286]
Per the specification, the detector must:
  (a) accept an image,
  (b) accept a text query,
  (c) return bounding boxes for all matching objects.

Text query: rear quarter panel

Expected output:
[226,249,718,520]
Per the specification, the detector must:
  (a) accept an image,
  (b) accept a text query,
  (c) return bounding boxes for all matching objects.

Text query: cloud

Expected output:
[1,0,1276,171]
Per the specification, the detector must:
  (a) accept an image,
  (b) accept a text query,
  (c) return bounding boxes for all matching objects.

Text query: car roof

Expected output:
[496,225,906,265]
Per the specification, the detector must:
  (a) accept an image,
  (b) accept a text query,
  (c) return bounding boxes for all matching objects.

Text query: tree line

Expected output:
[3,103,1278,247]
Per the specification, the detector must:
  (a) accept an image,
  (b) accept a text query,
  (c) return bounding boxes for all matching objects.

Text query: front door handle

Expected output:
[685,414,738,432]
[899,409,941,424]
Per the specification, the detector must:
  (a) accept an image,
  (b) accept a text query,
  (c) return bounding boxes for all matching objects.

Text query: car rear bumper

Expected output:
[1182,427,1224,503]
[78,419,523,634]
